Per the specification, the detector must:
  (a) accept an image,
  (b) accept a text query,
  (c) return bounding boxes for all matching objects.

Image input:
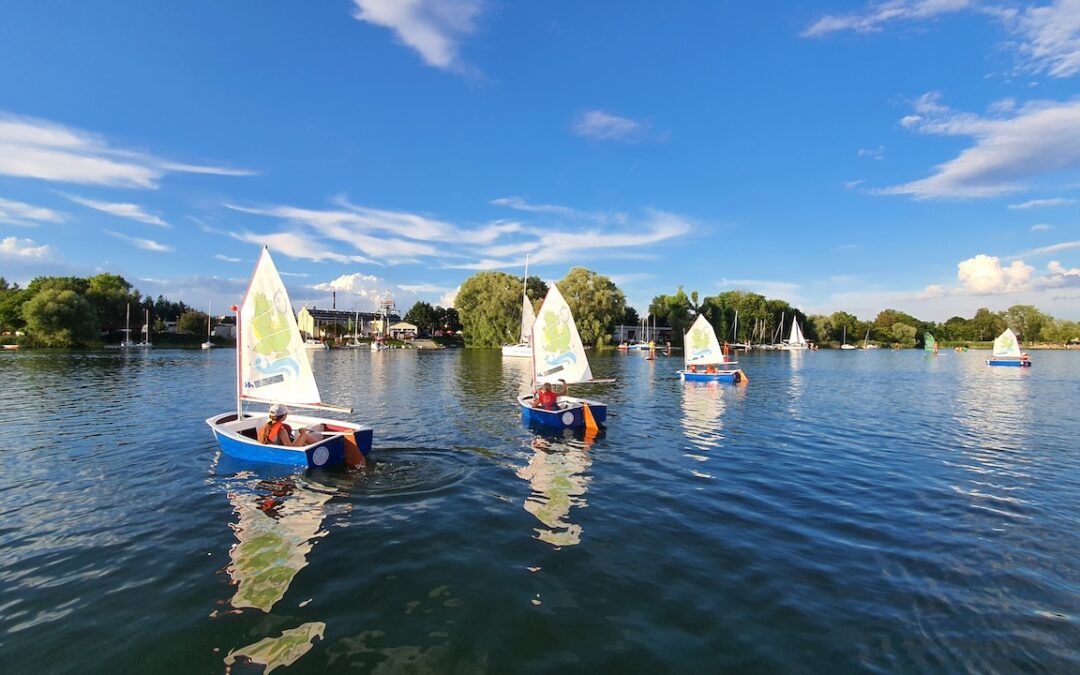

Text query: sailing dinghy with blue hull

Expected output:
[986,327,1032,367]
[678,315,746,383]
[517,283,607,430]
[206,248,372,469]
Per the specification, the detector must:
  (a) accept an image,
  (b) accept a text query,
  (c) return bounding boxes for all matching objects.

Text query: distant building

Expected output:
[297,307,399,339]
[389,321,417,339]
[613,324,673,344]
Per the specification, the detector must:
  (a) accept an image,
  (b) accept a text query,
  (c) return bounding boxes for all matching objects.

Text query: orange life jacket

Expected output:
[259,420,293,444]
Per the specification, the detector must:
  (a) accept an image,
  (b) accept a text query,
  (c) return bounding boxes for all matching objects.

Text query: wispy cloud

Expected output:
[803,0,1080,78]
[878,94,1080,198]
[350,0,482,73]
[0,236,55,259]
[0,112,254,189]
[230,230,372,264]
[399,282,452,293]
[1009,197,1075,209]
[0,197,65,227]
[1030,223,1054,231]
[572,110,650,142]
[104,229,172,252]
[66,194,168,227]
[491,196,581,217]
[1011,239,1080,258]
[214,254,242,262]
[859,146,885,160]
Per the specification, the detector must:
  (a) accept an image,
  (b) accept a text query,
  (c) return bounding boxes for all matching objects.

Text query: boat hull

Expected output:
[206,412,373,468]
[517,395,607,429]
[678,369,742,383]
[986,359,1032,367]
[501,343,531,358]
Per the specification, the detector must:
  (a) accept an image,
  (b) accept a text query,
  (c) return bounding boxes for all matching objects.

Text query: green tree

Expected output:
[23,288,99,347]
[970,307,1006,342]
[177,310,209,335]
[436,306,461,332]
[889,321,917,347]
[456,271,524,347]
[556,267,626,347]
[620,305,640,328]
[404,301,438,335]
[86,273,139,334]
[0,278,29,332]
[1004,304,1049,342]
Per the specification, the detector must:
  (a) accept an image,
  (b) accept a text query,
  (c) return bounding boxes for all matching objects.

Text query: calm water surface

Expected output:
[1,348,1078,673]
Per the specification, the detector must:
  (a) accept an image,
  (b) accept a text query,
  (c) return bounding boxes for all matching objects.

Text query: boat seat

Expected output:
[240,428,258,440]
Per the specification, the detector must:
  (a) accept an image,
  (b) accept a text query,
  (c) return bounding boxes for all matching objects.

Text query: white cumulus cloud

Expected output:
[0,236,55,259]
[957,253,1034,293]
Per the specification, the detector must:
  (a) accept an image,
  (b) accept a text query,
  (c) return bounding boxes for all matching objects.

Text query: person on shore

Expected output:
[534,380,567,409]
[258,403,315,446]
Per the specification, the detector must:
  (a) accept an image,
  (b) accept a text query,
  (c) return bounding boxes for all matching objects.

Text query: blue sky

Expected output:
[1,0,1078,321]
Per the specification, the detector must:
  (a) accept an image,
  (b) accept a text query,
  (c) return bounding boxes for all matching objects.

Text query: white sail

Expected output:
[991,328,1023,358]
[520,292,535,343]
[788,318,805,345]
[239,248,322,406]
[684,315,724,367]
[531,283,592,385]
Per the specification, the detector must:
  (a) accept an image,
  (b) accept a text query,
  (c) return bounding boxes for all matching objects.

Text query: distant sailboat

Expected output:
[986,328,1032,367]
[779,316,807,350]
[518,283,607,429]
[135,309,153,348]
[201,300,214,349]
[862,328,879,349]
[678,315,745,383]
[503,255,534,358]
[119,303,136,348]
[840,326,857,350]
[924,331,939,355]
[344,311,363,348]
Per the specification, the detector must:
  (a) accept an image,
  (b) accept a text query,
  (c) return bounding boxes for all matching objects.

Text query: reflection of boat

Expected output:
[502,255,534,358]
[986,328,1032,367]
[678,315,745,383]
[205,248,372,468]
[516,434,592,546]
[517,284,607,429]
[221,475,330,671]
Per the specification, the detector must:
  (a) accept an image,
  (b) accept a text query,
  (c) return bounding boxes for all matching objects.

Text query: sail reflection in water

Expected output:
[226,474,333,611]
[681,381,728,467]
[516,431,594,547]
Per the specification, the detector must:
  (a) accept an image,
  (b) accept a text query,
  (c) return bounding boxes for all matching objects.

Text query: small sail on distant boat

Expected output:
[518,283,607,429]
[924,331,939,354]
[840,326,857,350]
[201,300,214,349]
[779,316,807,350]
[862,328,878,349]
[205,248,372,468]
[986,327,1032,367]
[119,303,136,348]
[678,315,746,383]
[503,255,534,358]
[344,310,363,348]
[135,309,153,348]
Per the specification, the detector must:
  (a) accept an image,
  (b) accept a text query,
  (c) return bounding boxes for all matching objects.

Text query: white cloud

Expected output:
[104,229,172,252]
[1030,223,1054,231]
[917,283,949,299]
[957,253,1034,293]
[439,285,459,308]
[879,96,1080,198]
[351,0,482,72]
[717,277,805,307]
[0,113,253,189]
[1012,239,1080,258]
[572,110,647,141]
[804,0,1080,78]
[0,236,55,259]
[399,282,452,293]
[802,0,974,38]
[0,197,65,227]
[844,179,865,190]
[231,230,370,264]
[1009,197,1075,209]
[66,194,168,227]
[491,196,581,217]
[859,146,885,160]
[1048,260,1080,276]
[214,254,242,262]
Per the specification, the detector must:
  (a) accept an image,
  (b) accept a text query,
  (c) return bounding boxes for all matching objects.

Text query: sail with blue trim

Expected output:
[531,283,593,385]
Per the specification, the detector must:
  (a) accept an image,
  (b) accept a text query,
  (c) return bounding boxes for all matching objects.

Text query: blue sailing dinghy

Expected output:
[205,248,372,468]
[678,315,746,384]
[986,327,1032,367]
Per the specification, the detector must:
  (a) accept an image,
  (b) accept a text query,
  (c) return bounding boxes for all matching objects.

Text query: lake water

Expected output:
[1,348,1078,673]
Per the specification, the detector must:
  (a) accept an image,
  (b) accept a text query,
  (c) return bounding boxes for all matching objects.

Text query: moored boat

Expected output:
[502,255,535,358]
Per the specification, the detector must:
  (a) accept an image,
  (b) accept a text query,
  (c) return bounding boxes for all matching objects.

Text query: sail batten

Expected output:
[531,284,592,385]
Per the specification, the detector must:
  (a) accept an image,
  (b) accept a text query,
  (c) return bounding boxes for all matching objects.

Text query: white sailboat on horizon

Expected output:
[503,254,534,358]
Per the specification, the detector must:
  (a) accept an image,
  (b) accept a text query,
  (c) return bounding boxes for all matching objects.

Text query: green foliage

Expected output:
[889,321,917,347]
[456,271,524,347]
[1004,304,1050,342]
[177,310,209,335]
[0,278,29,332]
[86,273,140,333]
[23,288,99,347]
[556,268,625,347]
[436,306,461,332]
[404,301,438,335]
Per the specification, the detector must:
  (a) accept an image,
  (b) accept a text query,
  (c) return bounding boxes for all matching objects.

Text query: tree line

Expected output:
[450,269,1080,349]
[0,274,199,347]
